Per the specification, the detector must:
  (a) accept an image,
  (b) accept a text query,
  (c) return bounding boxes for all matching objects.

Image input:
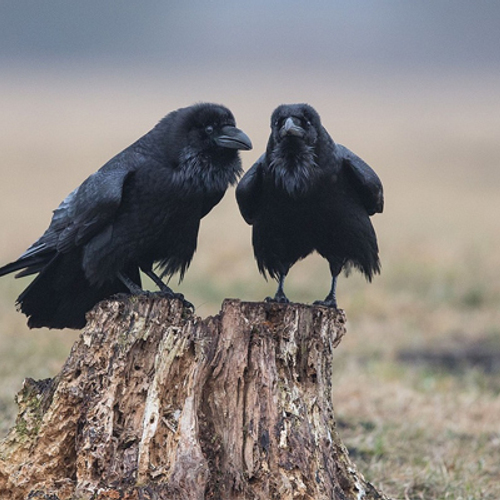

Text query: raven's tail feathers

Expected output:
[15,253,140,329]
[0,254,49,278]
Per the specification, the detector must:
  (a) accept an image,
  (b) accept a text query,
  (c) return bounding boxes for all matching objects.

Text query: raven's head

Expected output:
[180,103,252,155]
[159,103,252,192]
[270,103,321,148]
[267,103,323,197]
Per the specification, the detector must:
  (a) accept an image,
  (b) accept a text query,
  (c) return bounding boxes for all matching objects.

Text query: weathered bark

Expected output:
[0,296,389,500]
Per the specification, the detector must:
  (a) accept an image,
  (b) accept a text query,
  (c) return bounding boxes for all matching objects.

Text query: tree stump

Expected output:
[0,296,389,500]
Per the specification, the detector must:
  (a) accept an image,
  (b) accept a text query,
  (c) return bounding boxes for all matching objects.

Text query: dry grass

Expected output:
[1,67,499,498]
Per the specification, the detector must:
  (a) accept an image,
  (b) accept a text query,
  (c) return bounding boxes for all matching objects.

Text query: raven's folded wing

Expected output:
[235,154,265,225]
[337,144,384,215]
[2,155,137,278]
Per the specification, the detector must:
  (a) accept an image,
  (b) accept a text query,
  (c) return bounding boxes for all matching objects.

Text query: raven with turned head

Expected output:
[0,103,252,329]
[236,103,383,307]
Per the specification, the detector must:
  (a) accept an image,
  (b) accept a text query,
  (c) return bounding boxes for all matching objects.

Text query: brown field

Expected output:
[1,67,499,499]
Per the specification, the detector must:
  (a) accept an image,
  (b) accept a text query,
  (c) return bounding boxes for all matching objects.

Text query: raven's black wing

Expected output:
[235,154,265,225]
[1,152,138,278]
[337,144,384,215]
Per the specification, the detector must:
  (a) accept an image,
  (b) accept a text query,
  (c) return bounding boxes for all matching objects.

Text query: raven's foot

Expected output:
[265,295,290,304]
[313,298,338,309]
[156,289,195,312]
[141,269,194,310]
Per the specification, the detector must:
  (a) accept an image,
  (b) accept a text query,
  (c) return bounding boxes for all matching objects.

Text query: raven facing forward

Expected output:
[236,103,383,308]
[0,103,252,329]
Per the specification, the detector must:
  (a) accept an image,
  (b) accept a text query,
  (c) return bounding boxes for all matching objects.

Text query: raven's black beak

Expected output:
[215,126,253,150]
[280,117,306,139]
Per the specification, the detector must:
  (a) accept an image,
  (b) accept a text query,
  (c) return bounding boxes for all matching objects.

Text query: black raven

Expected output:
[236,103,383,308]
[0,103,252,329]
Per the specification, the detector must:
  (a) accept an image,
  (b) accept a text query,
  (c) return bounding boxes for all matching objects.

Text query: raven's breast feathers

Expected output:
[268,142,320,198]
[177,145,243,194]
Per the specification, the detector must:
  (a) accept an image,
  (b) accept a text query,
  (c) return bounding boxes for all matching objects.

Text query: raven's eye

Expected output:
[273,119,279,127]
[205,125,214,135]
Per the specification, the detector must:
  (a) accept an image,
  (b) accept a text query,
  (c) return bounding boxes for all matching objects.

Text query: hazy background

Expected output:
[1,2,500,496]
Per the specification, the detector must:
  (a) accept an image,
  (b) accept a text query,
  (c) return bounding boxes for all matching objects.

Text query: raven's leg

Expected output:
[313,275,338,308]
[314,262,342,308]
[143,268,195,311]
[118,271,146,294]
[265,273,290,304]
[143,269,175,295]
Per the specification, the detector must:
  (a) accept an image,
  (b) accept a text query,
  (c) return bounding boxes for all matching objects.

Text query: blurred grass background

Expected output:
[1,2,500,498]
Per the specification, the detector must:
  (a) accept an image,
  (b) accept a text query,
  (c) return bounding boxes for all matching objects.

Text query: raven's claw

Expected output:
[176,294,195,312]
[265,295,290,304]
[156,289,195,311]
[313,299,338,309]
